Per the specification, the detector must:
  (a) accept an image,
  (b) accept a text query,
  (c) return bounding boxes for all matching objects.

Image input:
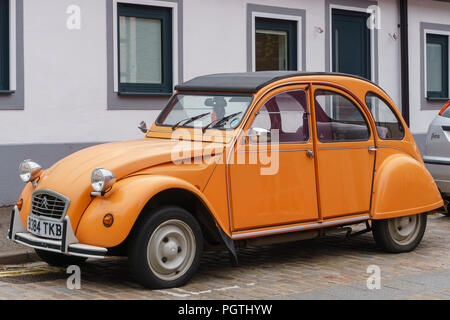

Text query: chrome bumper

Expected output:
[8,206,107,259]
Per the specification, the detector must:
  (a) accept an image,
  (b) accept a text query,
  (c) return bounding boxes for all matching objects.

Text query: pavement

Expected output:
[0,206,449,300]
[0,207,38,265]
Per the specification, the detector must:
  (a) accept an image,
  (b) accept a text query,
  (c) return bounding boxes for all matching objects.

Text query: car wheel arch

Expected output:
[76,175,229,249]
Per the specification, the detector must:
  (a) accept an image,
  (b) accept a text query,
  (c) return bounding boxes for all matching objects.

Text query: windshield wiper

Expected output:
[171,112,211,131]
[202,112,242,133]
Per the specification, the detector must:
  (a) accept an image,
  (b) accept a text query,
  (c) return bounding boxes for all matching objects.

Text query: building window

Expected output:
[255,17,297,71]
[426,33,449,99]
[0,0,9,91]
[117,3,172,95]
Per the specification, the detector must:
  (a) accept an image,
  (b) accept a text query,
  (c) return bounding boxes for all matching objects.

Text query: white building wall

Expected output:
[1,0,450,205]
[408,0,450,135]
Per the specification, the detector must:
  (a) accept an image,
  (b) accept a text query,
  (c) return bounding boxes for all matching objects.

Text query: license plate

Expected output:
[27,216,63,240]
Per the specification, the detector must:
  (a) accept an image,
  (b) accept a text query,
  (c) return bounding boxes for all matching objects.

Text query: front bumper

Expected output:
[8,206,107,259]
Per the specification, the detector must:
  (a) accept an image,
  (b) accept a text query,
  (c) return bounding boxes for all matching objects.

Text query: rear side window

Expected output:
[314,90,370,142]
[365,92,405,140]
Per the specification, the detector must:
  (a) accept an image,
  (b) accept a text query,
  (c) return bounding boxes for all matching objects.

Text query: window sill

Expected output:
[426,97,450,101]
[0,90,15,95]
[117,91,173,97]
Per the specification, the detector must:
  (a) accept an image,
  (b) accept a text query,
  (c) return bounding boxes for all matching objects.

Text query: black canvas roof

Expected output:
[174,71,373,93]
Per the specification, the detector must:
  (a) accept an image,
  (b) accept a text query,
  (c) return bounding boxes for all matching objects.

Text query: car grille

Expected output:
[31,190,69,220]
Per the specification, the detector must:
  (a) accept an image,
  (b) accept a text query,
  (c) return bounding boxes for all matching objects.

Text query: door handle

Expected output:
[306,149,314,158]
[368,147,377,154]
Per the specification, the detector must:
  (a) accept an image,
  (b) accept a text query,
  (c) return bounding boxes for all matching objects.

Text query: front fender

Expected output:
[75,175,224,248]
[371,153,443,219]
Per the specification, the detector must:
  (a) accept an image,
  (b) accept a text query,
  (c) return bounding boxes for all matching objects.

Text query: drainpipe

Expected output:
[399,0,410,127]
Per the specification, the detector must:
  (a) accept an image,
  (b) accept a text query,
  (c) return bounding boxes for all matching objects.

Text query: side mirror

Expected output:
[247,127,271,144]
[138,121,148,133]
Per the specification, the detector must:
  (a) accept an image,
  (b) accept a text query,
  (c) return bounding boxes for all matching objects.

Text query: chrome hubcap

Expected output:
[388,215,421,246]
[147,219,196,281]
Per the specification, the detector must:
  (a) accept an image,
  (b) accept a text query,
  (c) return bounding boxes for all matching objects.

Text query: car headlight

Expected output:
[91,168,116,193]
[19,160,42,183]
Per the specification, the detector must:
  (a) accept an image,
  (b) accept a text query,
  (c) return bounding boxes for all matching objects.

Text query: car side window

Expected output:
[250,90,310,143]
[365,92,405,140]
[314,89,370,142]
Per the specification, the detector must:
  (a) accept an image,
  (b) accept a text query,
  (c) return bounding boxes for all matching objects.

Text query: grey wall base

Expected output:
[0,142,102,206]
[412,133,427,155]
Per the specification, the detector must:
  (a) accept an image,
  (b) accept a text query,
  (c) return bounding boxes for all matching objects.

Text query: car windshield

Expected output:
[156,94,253,130]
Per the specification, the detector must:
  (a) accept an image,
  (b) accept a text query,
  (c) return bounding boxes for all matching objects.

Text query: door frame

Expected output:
[328,4,377,82]
[227,83,317,232]
[309,83,377,220]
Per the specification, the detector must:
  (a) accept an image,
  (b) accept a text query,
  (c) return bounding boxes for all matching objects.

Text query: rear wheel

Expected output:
[35,249,87,267]
[128,206,203,289]
[372,214,427,253]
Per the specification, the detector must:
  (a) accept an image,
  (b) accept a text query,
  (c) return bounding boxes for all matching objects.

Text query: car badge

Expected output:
[431,133,440,140]
[41,197,49,210]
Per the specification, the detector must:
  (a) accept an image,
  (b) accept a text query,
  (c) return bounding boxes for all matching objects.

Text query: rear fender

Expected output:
[371,153,444,219]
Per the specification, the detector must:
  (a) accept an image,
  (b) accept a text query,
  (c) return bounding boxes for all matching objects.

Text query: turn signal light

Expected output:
[103,214,114,228]
[16,199,23,211]
[439,100,450,116]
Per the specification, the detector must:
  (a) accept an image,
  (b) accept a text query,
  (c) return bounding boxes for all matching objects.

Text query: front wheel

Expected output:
[372,214,427,253]
[128,206,203,289]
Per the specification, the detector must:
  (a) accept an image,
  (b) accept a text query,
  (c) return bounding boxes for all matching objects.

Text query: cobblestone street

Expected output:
[0,214,448,300]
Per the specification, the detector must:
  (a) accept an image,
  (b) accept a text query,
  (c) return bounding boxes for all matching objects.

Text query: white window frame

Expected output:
[8,0,16,91]
[329,4,376,82]
[112,0,178,93]
[251,11,302,72]
[423,28,450,99]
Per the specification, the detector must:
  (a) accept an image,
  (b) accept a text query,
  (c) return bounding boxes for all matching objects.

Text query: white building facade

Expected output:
[0,0,449,205]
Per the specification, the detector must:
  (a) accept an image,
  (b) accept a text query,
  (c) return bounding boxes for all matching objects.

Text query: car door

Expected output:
[228,85,319,231]
[312,85,376,219]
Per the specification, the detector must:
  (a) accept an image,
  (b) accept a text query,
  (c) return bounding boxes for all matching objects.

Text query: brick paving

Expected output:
[0,213,448,300]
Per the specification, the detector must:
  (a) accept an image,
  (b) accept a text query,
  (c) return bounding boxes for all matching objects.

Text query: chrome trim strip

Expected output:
[377,146,419,161]
[423,156,450,166]
[236,148,311,154]
[231,215,370,240]
[148,129,233,139]
[317,146,370,151]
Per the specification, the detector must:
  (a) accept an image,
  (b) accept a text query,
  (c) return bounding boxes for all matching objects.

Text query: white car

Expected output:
[423,100,450,213]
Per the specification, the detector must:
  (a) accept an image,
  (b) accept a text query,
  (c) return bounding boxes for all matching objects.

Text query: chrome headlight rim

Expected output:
[91,167,116,193]
[19,159,42,183]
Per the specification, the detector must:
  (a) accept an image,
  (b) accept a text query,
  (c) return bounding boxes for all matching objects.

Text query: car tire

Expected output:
[372,214,427,253]
[128,206,204,289]
[35,249,87,267]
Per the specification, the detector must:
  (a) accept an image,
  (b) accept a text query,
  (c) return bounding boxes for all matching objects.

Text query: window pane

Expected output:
[157,94,253,130]
[365,93,404,140]
[251,90,309,143]
[427,42,443,92]
[119,16,162,84]
[0,0,9,90]
[315,90,370,142]
[256,29,288,71]
[442,105,450,118]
